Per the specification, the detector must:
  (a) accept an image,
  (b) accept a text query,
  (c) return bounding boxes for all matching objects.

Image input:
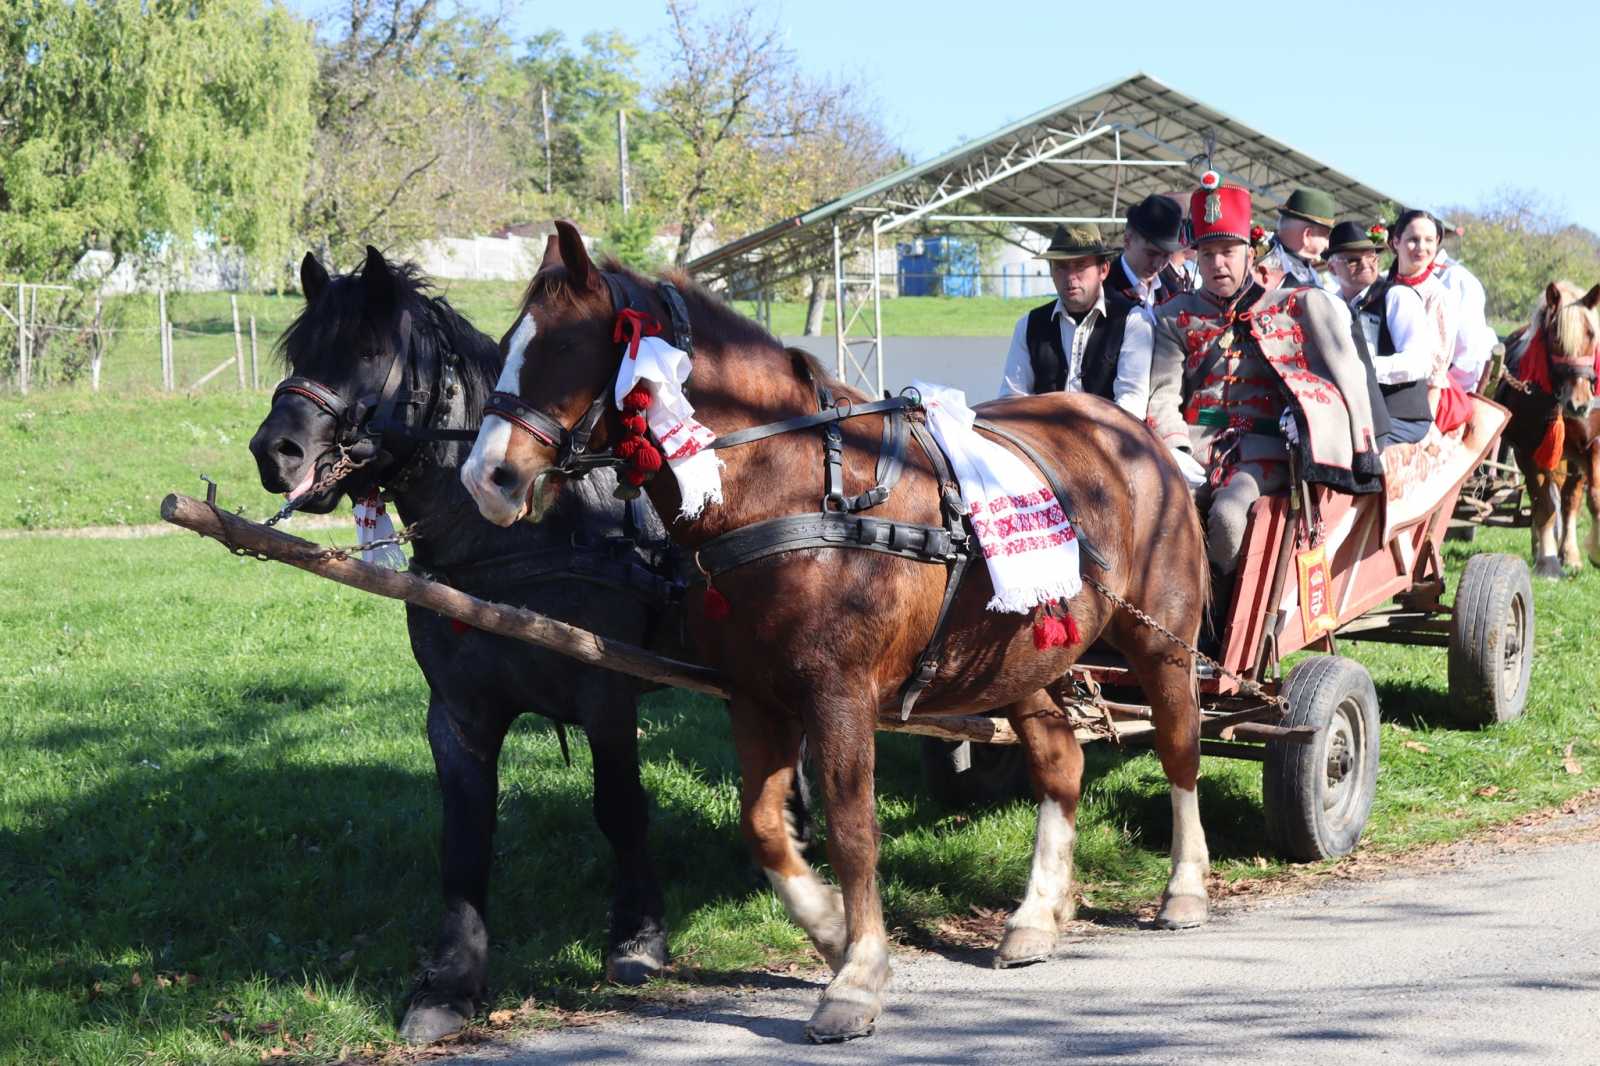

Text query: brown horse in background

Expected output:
[460,222,1212,1043]
[1498,281,1600,577]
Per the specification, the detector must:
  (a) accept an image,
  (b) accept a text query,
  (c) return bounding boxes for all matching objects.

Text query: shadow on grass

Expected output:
[1374,678,1459,729]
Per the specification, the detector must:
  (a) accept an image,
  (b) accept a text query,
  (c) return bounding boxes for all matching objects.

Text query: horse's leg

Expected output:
[1559,465,1585,570]
[728,704,847,972]
[1125,638,1209,929]
[994,689,1084,968]
[400,694,506,1044]
[796,693,890,1043]
[1529,469,1564,579]
[583,676,667,986]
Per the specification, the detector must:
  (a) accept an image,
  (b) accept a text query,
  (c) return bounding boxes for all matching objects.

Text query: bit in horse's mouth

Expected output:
[523,469,564,523]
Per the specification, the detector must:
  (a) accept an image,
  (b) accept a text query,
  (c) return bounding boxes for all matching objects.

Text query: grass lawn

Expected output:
[2,389,1598,1064]
[24,283,1022,396]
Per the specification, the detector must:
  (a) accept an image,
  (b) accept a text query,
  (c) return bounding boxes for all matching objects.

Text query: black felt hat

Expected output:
[1124,195,1184,253]
[1326,220,1385,256]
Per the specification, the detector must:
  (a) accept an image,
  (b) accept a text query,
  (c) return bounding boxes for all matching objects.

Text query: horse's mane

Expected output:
[278,256,503,419]
[1530,280,1598,361]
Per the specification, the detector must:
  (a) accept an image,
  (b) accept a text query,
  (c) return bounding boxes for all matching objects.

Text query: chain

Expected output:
[1084,575,1287,709]
[263,449,364,527]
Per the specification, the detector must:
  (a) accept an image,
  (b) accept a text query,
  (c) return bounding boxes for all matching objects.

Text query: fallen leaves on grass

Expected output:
[1476,786,1500,798]
[1403,740,1432,754]
[1563,742,1583,775]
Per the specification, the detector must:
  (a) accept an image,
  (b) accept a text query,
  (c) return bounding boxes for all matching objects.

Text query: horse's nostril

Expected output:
[274,438,304,462]
[489,464,519,490]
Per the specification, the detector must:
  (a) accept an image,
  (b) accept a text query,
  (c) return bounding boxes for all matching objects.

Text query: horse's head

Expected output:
[462,221,628,526]
[249,246,443,511]
[1540,281,1600,418]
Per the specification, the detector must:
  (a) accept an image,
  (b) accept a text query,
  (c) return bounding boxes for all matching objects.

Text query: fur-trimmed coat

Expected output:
[1148,282,1385,494]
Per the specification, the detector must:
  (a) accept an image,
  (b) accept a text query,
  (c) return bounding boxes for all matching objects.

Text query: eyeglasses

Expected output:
[1332,253,1379,268]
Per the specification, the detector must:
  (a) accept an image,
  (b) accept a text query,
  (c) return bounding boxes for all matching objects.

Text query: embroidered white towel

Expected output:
[614,335,723,519]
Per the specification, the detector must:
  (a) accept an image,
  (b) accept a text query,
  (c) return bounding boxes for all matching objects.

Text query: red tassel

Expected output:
[623,468,649,486]
[449,618,472,636]
[1063,612,1081,647]
[1032,614,1068,650]
[615,436,643,461]
[631,444,662,473]
[620,414,648,434]
[703,584,730,621]
[623,384,654,410]
[1533,416,1565,471]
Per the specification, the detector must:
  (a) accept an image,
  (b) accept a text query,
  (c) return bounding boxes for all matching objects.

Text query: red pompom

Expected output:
[631,444,663,473]
[449,618,473,636]
[623,468,649,486]
[1032,614,1068,650]
[623,384,654,410]
[620,414,648,434]
[1063,612,1081,647]
[1200,169,1221,190]
[703,584,730,621]
[615,436,643,461]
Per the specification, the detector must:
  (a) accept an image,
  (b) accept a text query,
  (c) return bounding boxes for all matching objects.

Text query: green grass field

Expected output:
[19,285,1028,396]
[2,391,1598,1065]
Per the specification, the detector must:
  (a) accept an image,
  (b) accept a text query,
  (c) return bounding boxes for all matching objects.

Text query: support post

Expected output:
[872,225,884,397]
[158,290,171,390]
[540,83,552,195]
[249,315,259,389]
[230,295,245,388]
[832,222,847,382]
[91,294,103,392]
[616,109,630,215]
[17,283,29,395]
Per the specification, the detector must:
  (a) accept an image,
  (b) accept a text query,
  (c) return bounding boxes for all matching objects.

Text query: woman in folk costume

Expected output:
[1355,209,1467,444]
[1147,174,1384,588]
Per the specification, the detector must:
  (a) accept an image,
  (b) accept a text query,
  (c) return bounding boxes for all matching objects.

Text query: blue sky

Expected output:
[304,0,1600,231]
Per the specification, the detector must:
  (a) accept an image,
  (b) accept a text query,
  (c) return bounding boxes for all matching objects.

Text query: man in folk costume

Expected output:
[1107,194,1192,309]
[1147,174,1384,588]
[1268,187,1339,292]
[998,223,1155,419]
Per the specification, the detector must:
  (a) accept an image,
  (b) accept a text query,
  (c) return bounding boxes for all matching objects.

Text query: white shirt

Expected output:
[1270,236,1340,295]
[999,294,1157,419]
[1119,257,1162,308]
[1372,277,1457,386]
[1435,251,1495,392]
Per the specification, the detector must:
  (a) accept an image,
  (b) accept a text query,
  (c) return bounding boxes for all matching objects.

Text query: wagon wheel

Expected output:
[1448,553,1534,726]
[919,738,1031,808]
[1262,656,1380,862]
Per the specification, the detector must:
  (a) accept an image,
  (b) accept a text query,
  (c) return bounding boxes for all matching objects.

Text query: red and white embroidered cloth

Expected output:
[354,490,408,570]
[914,382,1081,613]
[613,335,723,519]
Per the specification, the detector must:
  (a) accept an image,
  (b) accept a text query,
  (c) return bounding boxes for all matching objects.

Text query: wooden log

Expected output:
[160,492,731,699]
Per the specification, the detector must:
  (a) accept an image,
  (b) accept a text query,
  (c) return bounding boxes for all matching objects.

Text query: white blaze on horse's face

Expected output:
[462,312,539,526]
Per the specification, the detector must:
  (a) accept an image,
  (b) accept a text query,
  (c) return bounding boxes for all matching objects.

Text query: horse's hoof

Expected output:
[993,925,1056,968]
[805,990,880,1044]
[1534,556,1565,580]
[1154,892,1209,930]
[604,921,668,979]
[398,998,475,1045]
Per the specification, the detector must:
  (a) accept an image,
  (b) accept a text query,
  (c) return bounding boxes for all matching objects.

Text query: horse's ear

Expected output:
[1545,282,1565,312]
[554,220,592,289]
[362,245,395,305]
[300,252,329,303]
[1581,284,1600,310]
[538,233,562,272]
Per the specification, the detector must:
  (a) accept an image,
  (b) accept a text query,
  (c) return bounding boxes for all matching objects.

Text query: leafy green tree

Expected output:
[1447,190,1600,324]
[0,0,317,282]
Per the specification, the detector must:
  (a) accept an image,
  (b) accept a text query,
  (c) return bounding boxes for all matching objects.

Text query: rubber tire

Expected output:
[919,737,1032,808]
[1448,553,1534,726]
[1262,656,1380,862]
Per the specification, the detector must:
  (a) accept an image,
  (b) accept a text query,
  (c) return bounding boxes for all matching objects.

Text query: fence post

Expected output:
[231,295,245,388]
[158,289,170,390]
[91,294,103,392]
[249,315,259,389]
[16,282,28,396]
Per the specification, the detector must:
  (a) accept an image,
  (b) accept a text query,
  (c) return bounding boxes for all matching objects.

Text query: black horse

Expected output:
[248,247,684,1043]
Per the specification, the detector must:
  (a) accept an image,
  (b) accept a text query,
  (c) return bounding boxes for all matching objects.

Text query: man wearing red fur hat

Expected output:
[1147,173,1384,587]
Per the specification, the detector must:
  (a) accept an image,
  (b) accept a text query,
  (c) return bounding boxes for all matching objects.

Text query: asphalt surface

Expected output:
[441,807,1600,1066]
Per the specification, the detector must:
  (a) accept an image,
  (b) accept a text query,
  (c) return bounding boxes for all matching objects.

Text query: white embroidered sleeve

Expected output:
[1448,271,1492,392]
[1372,285,1435,385]
[998,315,1034,398]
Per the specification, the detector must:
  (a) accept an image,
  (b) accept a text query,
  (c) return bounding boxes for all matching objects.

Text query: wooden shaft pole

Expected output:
[249,315,259,389]
[231,295,245,388]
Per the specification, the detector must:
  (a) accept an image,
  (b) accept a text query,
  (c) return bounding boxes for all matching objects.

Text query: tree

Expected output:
[0,0,317,282]
[301,0,524,266]
[1446,189,1600,324]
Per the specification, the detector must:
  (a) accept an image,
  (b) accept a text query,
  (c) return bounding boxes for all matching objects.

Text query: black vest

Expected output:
[1024,290,1136,399]
[1358,280,1432,421]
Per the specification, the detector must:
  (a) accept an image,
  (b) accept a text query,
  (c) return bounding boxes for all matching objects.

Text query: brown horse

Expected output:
[460,222,1211,1042]
[1498,281,1600,577]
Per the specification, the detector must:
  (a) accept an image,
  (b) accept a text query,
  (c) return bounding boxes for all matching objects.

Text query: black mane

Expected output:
[277,256,502,420]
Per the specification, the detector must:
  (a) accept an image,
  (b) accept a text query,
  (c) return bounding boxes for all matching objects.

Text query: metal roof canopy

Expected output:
[687,72,1402,396]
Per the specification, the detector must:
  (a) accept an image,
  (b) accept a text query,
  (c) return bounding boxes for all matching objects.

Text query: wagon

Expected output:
[922,394,1533,861]
[164,394,1532,864]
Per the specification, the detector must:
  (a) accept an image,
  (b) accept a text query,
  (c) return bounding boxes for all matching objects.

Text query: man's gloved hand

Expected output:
[1170,446,1207,489]
[1278,410,1300,444]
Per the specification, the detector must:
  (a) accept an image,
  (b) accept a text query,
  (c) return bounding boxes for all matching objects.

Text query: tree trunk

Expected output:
[673,216,700,268]
[803,273,829,335]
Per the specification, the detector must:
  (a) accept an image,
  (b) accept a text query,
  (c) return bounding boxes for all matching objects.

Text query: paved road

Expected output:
[445,810,1600,1066]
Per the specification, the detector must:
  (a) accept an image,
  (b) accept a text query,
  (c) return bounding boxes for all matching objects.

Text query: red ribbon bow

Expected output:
[613,308,662,359]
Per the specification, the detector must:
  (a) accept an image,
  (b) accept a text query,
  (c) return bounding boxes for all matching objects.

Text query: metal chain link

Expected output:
[1084,574,1287,709]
